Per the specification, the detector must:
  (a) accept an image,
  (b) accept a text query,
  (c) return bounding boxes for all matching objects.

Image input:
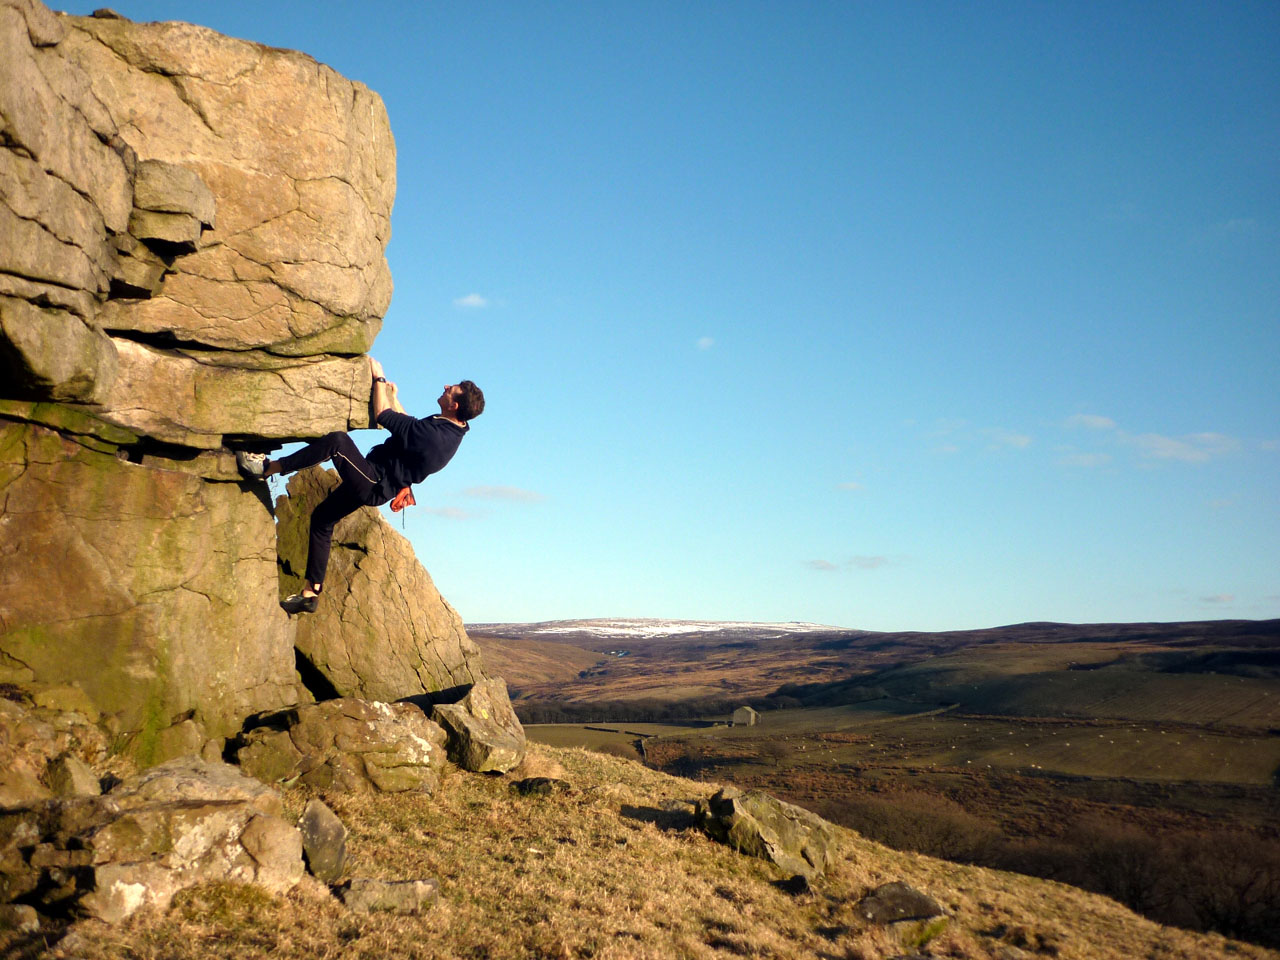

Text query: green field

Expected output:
[526,720,715,758]
[534,702,1280,787]
[854,643,1280,730]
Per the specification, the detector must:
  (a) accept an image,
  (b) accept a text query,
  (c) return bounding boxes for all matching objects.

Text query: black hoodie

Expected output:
[366,409,468,496]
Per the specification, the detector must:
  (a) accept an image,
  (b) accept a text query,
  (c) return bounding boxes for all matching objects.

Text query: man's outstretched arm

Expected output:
[387,383,408,415]
[369,356,410,424]
[370,356,395,420]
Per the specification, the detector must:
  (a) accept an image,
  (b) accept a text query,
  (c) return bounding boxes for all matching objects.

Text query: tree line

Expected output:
[513,695,805,725]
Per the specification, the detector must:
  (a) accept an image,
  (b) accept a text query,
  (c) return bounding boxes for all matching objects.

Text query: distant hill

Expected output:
[471,618,1280,726]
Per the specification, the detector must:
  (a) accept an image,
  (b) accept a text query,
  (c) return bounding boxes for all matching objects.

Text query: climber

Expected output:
[236,356,484,614]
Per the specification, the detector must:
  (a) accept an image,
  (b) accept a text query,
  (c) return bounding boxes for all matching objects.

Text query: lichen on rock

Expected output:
[237,699,448,794]
[0,0,418,764]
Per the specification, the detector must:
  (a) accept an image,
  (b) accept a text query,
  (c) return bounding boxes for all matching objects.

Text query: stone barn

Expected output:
[732,705,759,727]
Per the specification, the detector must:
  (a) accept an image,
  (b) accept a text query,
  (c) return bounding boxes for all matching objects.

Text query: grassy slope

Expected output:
[18,748,1275,960]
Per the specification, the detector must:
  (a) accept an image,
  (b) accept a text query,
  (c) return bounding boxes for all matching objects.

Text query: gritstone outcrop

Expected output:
[0,0,495,765]
[275,468,485,701]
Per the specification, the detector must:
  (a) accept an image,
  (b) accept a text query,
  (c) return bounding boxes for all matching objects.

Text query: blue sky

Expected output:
[76,1,1278,630]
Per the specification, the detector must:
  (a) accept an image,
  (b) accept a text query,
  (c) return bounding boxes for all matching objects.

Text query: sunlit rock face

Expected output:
[0,0,407,762]
[275,468,487,702]
[1,0,394,439]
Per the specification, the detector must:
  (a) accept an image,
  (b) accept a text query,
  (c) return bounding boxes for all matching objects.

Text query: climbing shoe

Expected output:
[280,593,319,615]
[236,450,269,478]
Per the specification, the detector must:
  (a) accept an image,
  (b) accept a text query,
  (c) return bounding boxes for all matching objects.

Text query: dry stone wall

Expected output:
[0,0,492,765]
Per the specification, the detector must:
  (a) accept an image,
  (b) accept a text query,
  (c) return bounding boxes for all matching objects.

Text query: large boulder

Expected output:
[697,786,838,879]
[3,0,390,435]
[236,699,448,794]
[431,678,526,774]
[276,468,486,700]
[0,758,304,923]
[0,419,302,762]
[0,0,402,764]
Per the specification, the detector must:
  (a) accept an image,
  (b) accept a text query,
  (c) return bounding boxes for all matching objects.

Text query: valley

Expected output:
[472,616,1280,947]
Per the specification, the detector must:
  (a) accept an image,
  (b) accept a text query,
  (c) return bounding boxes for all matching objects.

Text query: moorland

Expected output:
[473,617,1280,948]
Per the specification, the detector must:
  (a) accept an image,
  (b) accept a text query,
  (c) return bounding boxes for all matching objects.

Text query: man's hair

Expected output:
[457,380,485,421]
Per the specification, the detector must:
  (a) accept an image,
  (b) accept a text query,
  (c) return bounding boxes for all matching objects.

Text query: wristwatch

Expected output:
[373,376,387,383]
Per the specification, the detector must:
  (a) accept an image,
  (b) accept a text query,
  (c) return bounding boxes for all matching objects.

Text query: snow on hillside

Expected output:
[470,617,847,640]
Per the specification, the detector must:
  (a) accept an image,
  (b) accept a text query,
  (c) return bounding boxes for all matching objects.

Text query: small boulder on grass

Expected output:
[509,751,566,781]
[511,777,571,797]
[696,786,837,879]
[858,882,946,923]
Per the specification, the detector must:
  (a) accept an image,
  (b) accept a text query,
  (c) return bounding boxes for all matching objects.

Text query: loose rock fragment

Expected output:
[299,799,348,882]
[431,678,526,774]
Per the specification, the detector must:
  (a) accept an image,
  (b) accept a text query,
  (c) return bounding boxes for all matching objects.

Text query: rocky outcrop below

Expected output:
[236,699,449,794]
[0,0,503,766]
[0,757,304,923]
[431,677,527,773]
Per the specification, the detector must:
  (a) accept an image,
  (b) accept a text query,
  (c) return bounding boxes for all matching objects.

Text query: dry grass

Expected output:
[8,747,1275,960]
[470,634,605,689]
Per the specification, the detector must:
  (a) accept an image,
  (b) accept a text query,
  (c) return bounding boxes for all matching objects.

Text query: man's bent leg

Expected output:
[303,484,365,589]
[270,432,360,478]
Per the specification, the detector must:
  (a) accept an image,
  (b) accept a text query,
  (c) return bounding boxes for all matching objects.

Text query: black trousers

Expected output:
[273,432,389,587]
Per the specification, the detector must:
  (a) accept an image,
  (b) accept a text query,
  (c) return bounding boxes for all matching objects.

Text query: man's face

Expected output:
[438,384,463,416]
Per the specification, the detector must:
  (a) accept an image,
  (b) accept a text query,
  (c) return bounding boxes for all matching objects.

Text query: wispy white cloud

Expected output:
[807,555,892,572]
[464,485,545,503]
[1058,413,1242,466]
[1057,451,1112,468]
[985,429,1032,450]
[1130,432,1239,463]
[850,555,889,569]
[837,481,865,492]
[422,506,481,520]
[453,293,490,309]
[1065,414,1117,431]
[696,336,715,350]
[1200,594,1235,604]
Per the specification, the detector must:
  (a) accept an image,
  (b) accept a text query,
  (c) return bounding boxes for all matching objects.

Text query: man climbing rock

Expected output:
[237,357,484,614]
